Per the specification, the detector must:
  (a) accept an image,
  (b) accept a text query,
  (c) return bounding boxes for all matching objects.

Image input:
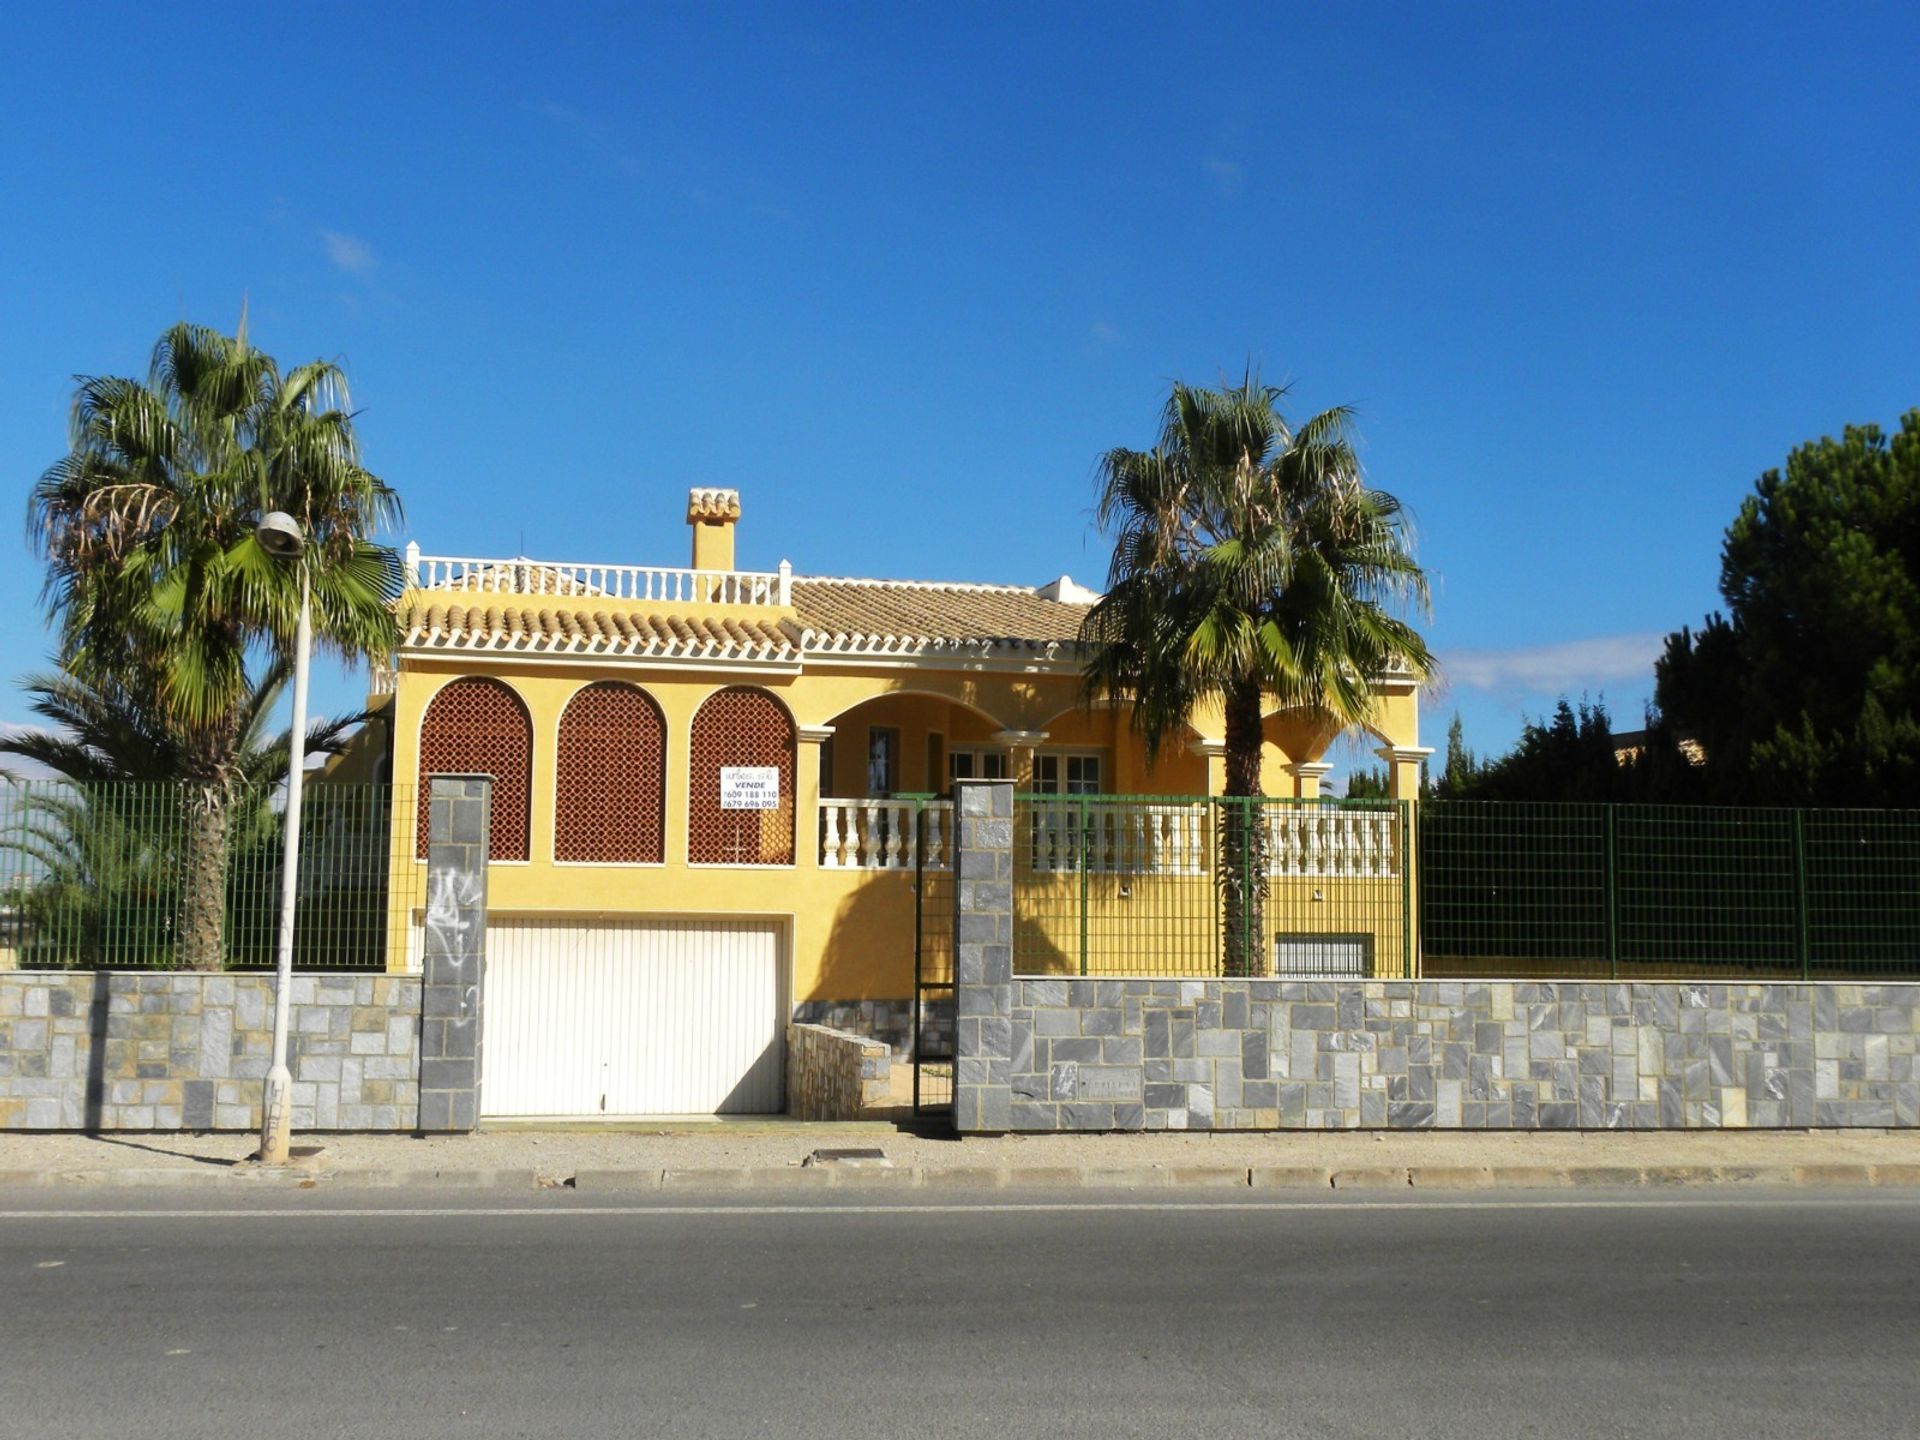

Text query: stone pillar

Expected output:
[1288,760,1334,800]
[418,774,490,1133]
[952,778,1015,1133]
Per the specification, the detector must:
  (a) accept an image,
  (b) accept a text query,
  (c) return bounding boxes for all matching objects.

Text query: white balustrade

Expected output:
[1019,801,1399,878]
[817,798,953,870]
[1268,806,1400,878]
[817,796,1397,877]
[410,553,790,606]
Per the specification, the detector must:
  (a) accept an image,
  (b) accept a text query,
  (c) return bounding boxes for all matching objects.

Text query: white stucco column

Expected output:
[796,724,835,869]
[1288,760,1335,800]
[992,729,1048,789]
[1188,737,1227,796]
[1373,745,1434,801]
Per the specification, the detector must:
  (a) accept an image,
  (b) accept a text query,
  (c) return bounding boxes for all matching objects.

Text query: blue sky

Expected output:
[2,3,1916,782]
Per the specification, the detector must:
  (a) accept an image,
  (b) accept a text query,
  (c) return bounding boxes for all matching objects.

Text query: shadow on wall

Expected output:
[816,873,920,1006]
[84,971,108,1132]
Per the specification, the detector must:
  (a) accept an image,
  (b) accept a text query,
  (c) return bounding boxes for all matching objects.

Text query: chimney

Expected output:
[687,487,741,571]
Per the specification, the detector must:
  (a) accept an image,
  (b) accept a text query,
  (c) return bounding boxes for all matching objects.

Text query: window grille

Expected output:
[415,677,532,861]
[689,687,795,865]
[555,683,666,863]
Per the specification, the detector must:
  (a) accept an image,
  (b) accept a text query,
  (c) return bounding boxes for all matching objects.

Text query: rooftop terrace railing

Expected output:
[404,545,792,606]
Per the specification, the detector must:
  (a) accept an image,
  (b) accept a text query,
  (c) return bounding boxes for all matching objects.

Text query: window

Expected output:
[867,727,899,796]
[949,748,1009,782]
[1274,934,1371,978]
[1032,752,1102,794]
[554,683,666,863]
[414,677,532,861]
[688,687,797,865]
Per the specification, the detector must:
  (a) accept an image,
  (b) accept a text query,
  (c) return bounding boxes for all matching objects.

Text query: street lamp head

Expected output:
[256,511,307,560]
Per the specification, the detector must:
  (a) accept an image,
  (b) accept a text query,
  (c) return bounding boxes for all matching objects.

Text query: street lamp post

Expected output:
[257,511,310,1166]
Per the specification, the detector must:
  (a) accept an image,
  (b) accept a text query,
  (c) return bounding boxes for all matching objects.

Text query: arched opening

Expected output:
[817,691,1010,800]
[1033,701,1209,797]
[689,687,796,865]
[415,677,533,861]
[555,682,667,863]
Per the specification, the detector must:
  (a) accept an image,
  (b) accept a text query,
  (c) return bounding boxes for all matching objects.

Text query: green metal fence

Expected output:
[1419,801,1920,979]
[0,778,416,971]
[1010,794,1411,978]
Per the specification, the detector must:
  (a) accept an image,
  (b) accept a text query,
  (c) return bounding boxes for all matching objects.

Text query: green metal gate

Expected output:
[911,800,955,1118]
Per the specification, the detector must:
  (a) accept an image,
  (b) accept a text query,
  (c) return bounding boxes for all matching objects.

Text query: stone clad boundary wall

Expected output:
[789,999,952,1059]
[960,978,1920,1132]
[0,972,421,1131]
[786,1021,892,1120]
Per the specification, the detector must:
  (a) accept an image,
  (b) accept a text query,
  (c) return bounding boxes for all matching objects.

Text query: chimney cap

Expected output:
[687,487,742,522]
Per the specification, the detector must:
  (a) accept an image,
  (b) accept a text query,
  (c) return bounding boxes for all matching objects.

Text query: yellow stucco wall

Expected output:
[366,627,1426,997]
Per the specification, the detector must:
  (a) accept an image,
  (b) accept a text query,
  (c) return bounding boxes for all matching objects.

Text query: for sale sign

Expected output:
[719,766,781,810]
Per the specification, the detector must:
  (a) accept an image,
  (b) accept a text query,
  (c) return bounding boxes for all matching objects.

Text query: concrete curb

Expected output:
[2,1162,1917,1193]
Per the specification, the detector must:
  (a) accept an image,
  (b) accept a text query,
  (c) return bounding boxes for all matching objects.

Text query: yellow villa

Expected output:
[327,488,1427,1119]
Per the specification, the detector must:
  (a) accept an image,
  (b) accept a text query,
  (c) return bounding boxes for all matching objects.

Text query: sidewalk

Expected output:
[3,1125,1920,1192]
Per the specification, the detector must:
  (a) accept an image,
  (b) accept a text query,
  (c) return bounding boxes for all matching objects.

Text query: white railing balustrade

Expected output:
[1022,801,1400,879]
[1268,806,1400,878]
[408,550,792,606]
[815,797,1399,877]
[1025,801,1210,876]
[818,798,951,870]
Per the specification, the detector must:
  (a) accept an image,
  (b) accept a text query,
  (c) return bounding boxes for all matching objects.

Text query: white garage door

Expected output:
[480,917,783,1118]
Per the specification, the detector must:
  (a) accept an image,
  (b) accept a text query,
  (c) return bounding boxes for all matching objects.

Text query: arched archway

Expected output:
[415,677,532,860]
[555,682,667,863]
[689,687,796,865]
[817,690,1010,797]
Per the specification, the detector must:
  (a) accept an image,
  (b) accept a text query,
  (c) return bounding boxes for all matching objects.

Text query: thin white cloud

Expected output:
[1440,632,1665,695]
[320,230,376,275]
[521,100,644,177]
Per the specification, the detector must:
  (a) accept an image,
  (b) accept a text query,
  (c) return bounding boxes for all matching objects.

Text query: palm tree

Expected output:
[28,319,401,968]
[1081,375,1433,974]
[0,662,374,788]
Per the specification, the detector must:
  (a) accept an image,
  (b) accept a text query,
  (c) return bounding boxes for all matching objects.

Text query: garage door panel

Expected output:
[480,918,782,1118]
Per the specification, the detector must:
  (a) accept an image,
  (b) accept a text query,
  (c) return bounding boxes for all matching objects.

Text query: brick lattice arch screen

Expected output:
[415,677,532,861]
[689,688,796,865]
[555,683,666,864]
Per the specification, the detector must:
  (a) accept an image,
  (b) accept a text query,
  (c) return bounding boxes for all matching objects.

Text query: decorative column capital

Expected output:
[1373,745,1434,765]
[796,724,836,744]
[1288,760,1335,779]
[1187,736,1226,758]
[992,729,1048,747]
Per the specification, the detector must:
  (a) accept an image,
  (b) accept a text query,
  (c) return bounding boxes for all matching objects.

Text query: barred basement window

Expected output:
[688,687,796,865]
[415,677,532,861]
[555,682,666,864]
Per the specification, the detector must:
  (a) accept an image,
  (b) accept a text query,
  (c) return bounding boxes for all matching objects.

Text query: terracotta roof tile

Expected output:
[791,580,1091,650]
[400,598,799,660]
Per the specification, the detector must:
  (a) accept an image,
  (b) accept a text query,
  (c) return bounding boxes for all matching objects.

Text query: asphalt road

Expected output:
[1,1187,1916,1439]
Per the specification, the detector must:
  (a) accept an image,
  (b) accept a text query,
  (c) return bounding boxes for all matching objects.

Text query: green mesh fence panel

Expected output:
[0,778,417,971]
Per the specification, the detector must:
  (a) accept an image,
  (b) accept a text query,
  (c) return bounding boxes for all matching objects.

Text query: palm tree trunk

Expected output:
[176,784,232,970]
[1219,682,1269,977]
